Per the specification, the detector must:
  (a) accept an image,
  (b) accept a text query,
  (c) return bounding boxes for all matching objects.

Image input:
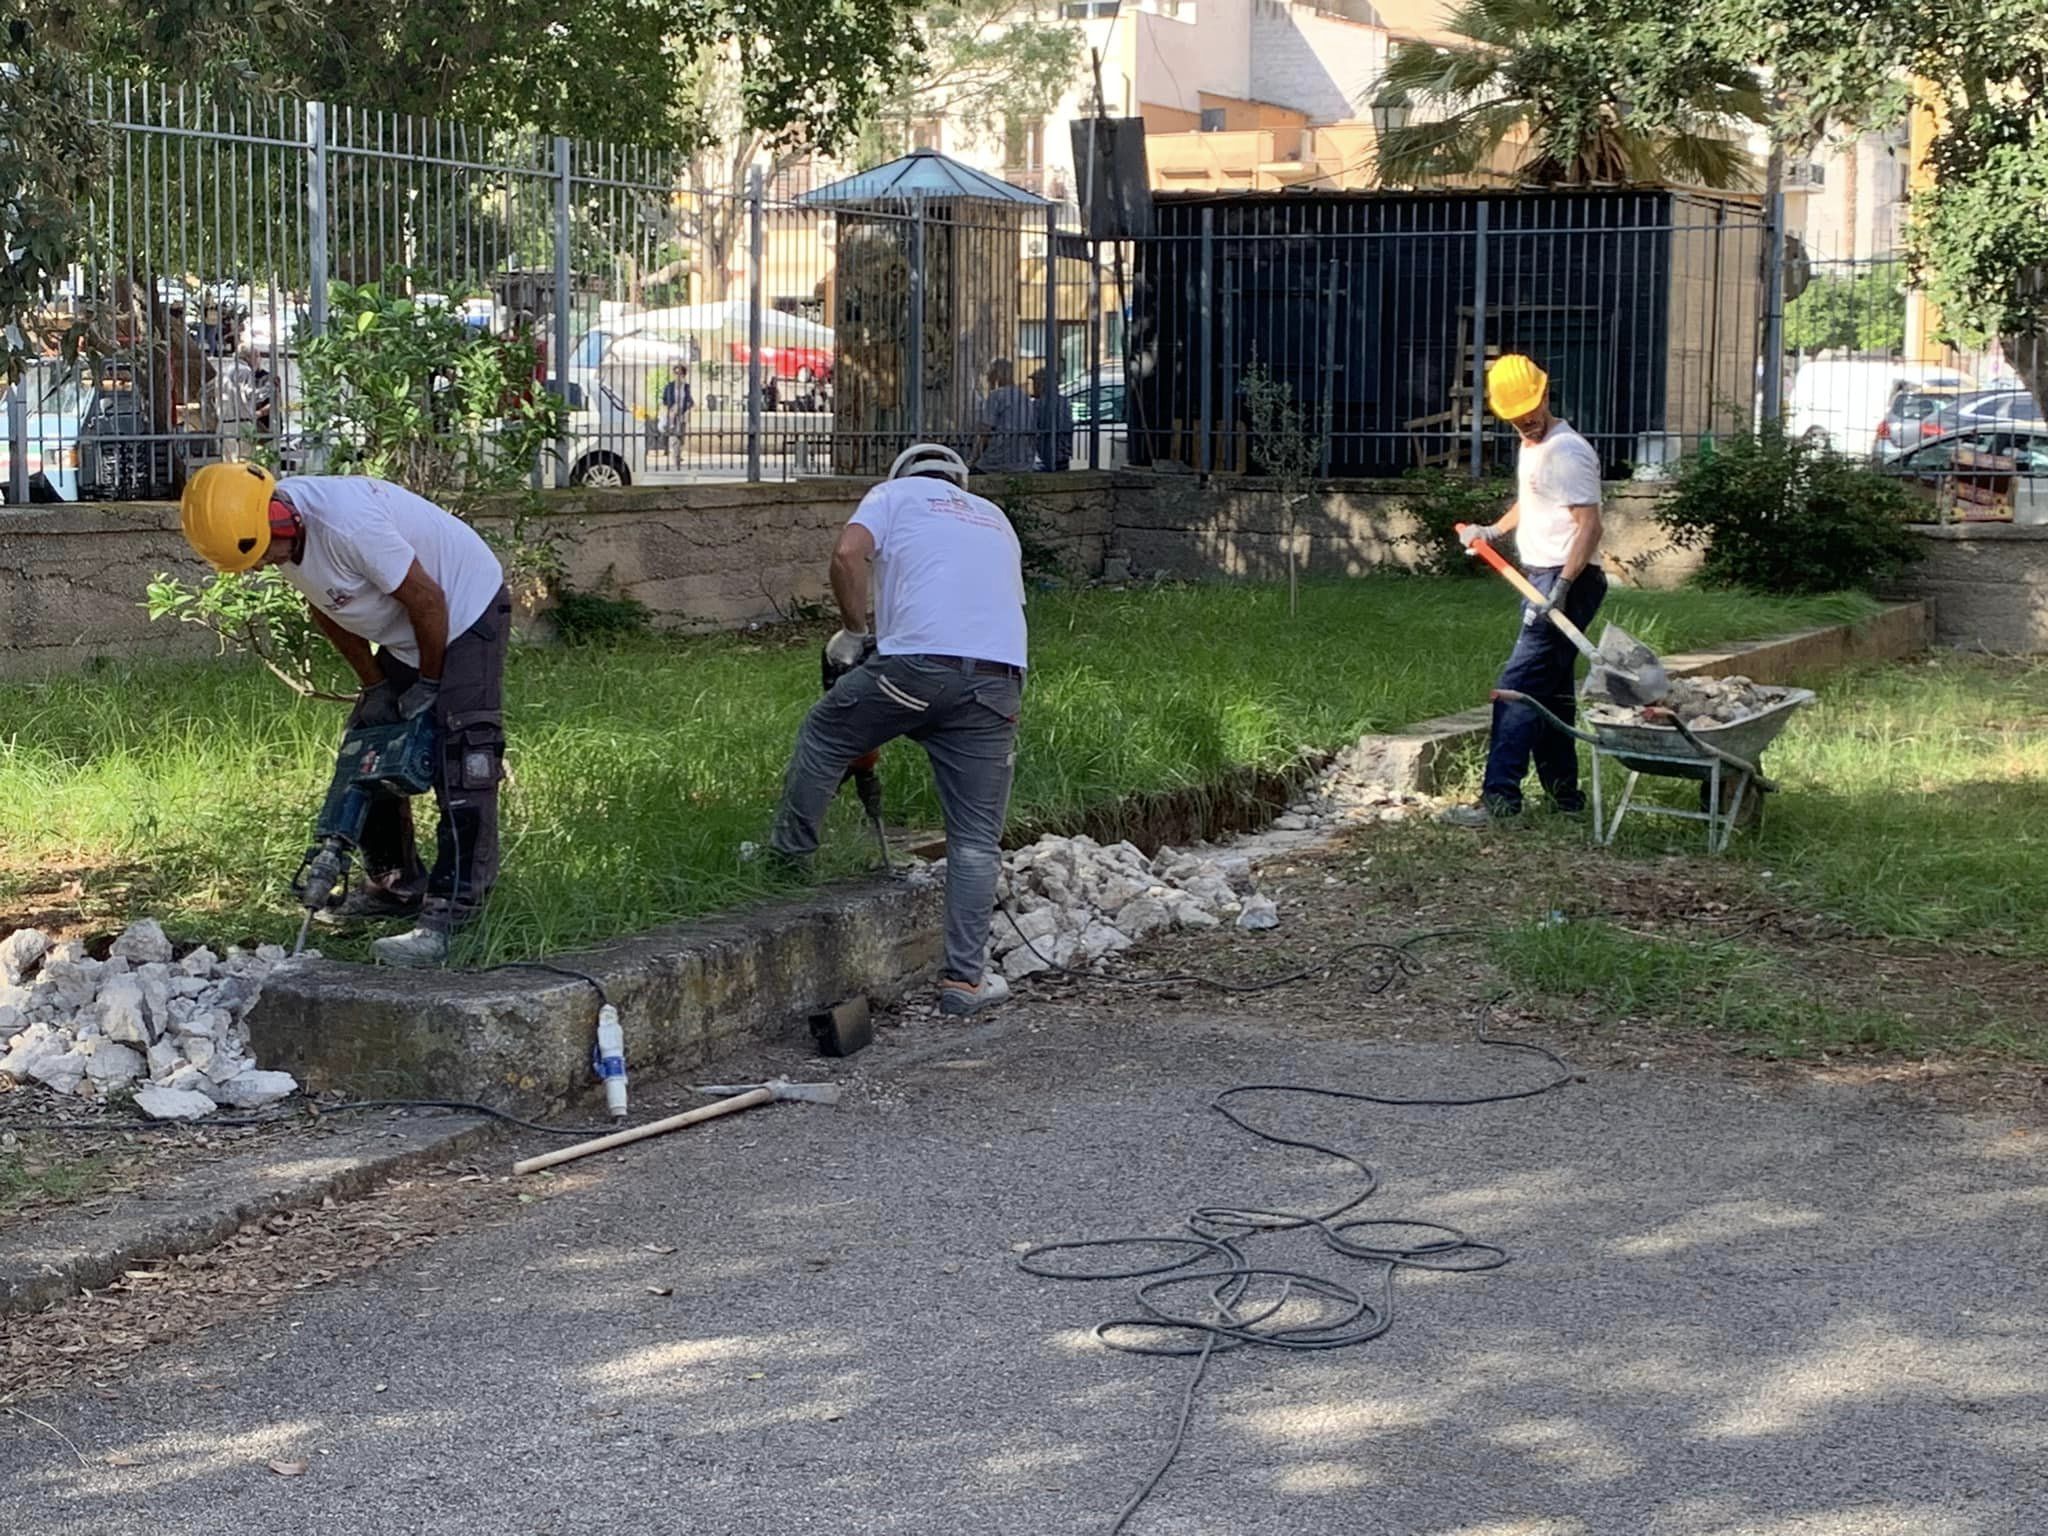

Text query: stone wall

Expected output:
[1902,523,2048,653]
[1106,477,1703,589]
[10,472,2048,672]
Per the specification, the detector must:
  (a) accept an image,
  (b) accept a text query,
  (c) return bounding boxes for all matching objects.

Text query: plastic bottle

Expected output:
[593,1004,629,1120]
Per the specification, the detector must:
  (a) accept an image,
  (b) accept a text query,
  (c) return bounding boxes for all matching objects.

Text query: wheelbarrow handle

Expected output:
[1456,526,1601,663]
[1642,708,1781,793]
[1491,688,1602,746]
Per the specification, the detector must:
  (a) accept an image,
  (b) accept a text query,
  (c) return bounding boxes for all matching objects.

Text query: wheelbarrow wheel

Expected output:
[1698,773,1764,831]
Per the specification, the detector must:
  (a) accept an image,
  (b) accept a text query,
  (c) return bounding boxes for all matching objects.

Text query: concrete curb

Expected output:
[1336,600,1931,794]
[0,1113,496,1317]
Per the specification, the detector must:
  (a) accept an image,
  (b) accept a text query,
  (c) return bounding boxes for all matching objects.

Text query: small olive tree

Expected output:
[1240,361,1331,617]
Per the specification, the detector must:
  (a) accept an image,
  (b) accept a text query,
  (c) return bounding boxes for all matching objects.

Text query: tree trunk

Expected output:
[2002,264,2048,421]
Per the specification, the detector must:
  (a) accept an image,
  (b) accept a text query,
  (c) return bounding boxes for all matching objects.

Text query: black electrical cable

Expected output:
[1007,917,1578,1532]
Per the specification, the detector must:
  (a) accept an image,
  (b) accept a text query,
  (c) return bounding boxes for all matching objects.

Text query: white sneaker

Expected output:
[371,926,450,968]
[938,974,1011,1017]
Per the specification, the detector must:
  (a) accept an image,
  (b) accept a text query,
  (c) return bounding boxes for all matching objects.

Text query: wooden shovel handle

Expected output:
[1455,525,1600,662]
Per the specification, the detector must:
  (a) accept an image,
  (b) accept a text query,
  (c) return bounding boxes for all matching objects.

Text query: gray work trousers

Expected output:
[771,652,1022,984]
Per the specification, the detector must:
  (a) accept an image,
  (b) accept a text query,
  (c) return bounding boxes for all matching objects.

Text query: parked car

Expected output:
[1062,371,1128,468]
[1882,425,2048,524]
[1898,387,2048,455]
[1873,385,1969,459]
[0,362,91,503]
[1788,360,1973,459]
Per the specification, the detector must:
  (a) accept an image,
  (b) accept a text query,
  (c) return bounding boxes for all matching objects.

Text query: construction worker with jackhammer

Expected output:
[178,463,511,966]
[767,443,1027,1017]
[1440,354,1606,828]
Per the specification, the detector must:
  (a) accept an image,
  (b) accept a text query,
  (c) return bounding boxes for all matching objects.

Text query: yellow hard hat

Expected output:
[1486,354,1548,421]
[180,462,279,573]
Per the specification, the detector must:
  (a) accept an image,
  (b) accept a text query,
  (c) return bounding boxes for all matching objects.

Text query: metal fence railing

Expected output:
[16,78,2032,519]
[2,82,1105,505]
[1777,242,2044,523]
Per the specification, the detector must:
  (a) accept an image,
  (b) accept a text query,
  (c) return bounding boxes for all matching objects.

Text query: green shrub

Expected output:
[552,588,654,645]
[1655,429,1923,594]
[1396,467,1516,577]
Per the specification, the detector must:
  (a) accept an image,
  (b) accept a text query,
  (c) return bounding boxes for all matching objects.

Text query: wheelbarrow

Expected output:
[1493,686,1815,853]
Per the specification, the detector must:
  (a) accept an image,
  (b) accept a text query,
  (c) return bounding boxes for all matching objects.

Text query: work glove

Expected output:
[824,628,874,670]
[355,680,402,726]
[398,678,441,721]
[1535,576,1573,617]
[1457,522,1503,549]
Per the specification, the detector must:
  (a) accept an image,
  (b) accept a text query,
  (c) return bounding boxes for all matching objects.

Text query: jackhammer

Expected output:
[822,640,892,870]
[288,714,439,955]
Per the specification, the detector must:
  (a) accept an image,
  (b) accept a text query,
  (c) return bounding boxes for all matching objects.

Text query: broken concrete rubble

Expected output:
[0,921,301,1119]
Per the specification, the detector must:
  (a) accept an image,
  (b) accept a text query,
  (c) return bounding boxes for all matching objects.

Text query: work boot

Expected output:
[313,882,424,926]
[371,925,450,968]
[938,973,1011,1018]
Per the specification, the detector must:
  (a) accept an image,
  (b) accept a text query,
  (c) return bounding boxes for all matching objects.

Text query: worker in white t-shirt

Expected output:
[178,464,511,965]
[768,443,1027,1017]
[1442,355,1606,827]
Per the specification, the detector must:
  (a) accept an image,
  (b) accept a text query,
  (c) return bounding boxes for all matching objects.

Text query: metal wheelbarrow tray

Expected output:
[1493,685,1816,853]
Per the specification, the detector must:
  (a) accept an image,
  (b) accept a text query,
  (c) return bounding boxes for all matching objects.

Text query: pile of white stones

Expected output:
[988,834,1274,982]
[0,920,299,1121]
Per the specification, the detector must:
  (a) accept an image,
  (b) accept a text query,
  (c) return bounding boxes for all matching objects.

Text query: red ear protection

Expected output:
[267,497,300,543]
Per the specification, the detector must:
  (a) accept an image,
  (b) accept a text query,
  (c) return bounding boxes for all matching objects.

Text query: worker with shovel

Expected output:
[178,463,511,965]
[767,443,1027,1018]
[1441,355,1606,827]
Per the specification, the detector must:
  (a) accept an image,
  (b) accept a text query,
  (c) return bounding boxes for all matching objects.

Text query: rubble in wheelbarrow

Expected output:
[0,919,302,1119]
[1585,674,1794,732]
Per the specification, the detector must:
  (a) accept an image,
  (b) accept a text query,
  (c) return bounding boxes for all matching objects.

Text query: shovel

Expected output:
[1454,526,1670,708]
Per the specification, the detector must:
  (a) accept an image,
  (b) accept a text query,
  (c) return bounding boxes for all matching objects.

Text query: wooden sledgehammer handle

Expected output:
[513,1086,776,1176]
[1455,525,1601,663]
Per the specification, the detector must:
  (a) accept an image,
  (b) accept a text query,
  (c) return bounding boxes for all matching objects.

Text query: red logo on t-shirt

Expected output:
[326,586,355,609]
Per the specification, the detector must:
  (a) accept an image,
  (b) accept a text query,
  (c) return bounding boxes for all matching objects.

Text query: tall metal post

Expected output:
[1761,147,1786,426]
[908,197,926,445]
[6,383,26,504]
[552,135,574,489]
[1198,207,1215,478]
[1320,256,1340,479]
[306,102,329,342]
[1042,204,1061,472]
[746,166,765,483]
[1086,246,1102,470]
[1469,200,1489,477]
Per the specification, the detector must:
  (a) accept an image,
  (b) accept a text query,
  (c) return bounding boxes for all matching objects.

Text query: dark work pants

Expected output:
[348,586,511,931]
[1482,565,1607,813]
[770,653,1022,984]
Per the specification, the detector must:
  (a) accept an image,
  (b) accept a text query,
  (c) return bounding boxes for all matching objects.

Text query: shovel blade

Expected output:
[1582,623,1669,708]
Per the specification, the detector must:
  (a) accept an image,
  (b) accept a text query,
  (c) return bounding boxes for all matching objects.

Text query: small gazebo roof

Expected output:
[800,149,1051,207]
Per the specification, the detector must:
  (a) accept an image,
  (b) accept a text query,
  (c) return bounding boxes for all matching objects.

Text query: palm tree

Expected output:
[1371,0,1766,190]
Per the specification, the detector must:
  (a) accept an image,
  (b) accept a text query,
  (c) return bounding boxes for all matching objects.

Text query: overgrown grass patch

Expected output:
[0,577,1872,965]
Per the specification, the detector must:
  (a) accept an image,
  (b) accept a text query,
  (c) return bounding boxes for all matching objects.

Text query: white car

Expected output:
[1787,360,1974,459]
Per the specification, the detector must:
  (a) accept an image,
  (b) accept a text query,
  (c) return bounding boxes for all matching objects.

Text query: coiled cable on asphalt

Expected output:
[1007,916,1578,1532]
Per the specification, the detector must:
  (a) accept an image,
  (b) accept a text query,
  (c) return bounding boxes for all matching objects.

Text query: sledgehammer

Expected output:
[512,1079,842,1175]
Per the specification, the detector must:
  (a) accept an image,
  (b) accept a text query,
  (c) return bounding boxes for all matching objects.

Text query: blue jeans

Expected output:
[771,653,1022,983]
[1482,565,1607,813]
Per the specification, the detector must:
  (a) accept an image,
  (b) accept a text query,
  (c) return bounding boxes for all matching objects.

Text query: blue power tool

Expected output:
[289,715,438,953]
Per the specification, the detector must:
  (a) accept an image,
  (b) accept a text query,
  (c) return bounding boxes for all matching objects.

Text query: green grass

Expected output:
[0,577,1871,966]
[1551,653,2048,956]
[0,1136,123,1216]
[1492,916,1929,1059]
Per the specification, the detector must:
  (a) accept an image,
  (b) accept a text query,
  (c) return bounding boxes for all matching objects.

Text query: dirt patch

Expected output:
[1044,820,2047,1121]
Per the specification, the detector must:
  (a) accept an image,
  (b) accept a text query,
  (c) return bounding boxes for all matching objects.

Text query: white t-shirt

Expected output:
[276,476,504,666]
[1514,419,1603,569]
[849,477,1027,668]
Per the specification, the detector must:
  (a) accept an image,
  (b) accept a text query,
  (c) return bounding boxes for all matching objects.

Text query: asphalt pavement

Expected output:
[3,983,2044,1536]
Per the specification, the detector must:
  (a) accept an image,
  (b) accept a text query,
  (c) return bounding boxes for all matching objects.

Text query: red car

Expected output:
[726,341,832,384]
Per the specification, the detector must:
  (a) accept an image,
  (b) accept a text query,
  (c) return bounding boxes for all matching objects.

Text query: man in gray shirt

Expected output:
[972,358,1037,473]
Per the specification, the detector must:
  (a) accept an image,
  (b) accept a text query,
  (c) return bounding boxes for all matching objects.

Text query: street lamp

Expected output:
[1370,98,1411,187]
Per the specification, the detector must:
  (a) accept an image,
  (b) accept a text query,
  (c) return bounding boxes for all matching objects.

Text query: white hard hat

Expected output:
[888,442,969,485]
